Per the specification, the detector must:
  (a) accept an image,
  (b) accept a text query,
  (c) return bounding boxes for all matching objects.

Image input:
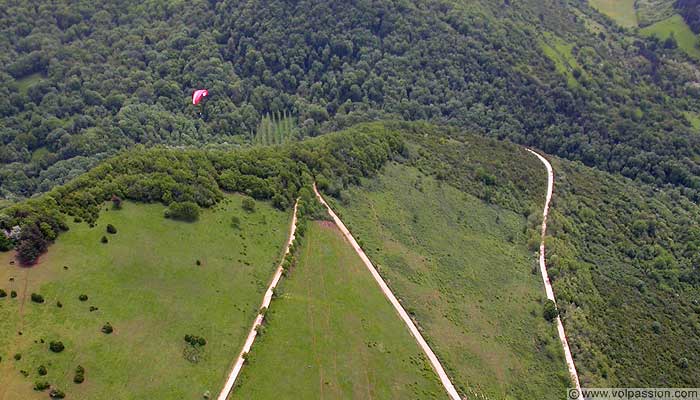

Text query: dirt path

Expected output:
[217,200,299,400]
[526,149,582,395]
[313,184,462,400]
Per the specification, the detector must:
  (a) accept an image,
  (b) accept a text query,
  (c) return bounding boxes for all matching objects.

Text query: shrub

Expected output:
[101,323,113,334]
[49,388,65,399]
[543,299,559,322]
[0,289,6,298]
[231,216,241,229]
[79,294,88,301]
[56,301,62,308]
[184,334,206,347]
[241,198,256,212]
[38,365,47,376]
[100,235,108,243]
[34,381,50,391]
[31,293,45,303]
[10,290,17,298]
[165,201,200,222]
[14,353,21,360]
[73,365,85,383]
[106,224,117,234]
[49,341,64,353]
[196,259,201,266]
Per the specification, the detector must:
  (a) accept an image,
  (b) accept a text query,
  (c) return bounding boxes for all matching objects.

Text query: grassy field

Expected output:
[640,14,700,59]
[233,221,446,400]
[541,33,583,87]
[330,163,571,399]
[589,0,638,27]
[0,196,291,399]
[684,111,700,130]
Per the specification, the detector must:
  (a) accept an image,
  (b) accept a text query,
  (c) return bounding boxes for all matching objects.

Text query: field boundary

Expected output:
[526,149,583,395]
[217,199,299,400]
[313,183,462,400]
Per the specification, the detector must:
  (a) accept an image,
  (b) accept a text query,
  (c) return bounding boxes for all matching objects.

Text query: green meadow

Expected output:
[640,14,700,59]
[589,0,638,27]
[233,221,445,400]
[331,163,571,399]
[0,196,290,399]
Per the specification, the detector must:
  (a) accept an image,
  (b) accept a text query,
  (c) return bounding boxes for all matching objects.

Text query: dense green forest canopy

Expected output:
[1,0,700,200]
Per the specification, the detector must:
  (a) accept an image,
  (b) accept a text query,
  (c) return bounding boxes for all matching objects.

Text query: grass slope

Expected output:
[589,0,638,27]
[233,221,445,399]
[0,196,290,399]
[640,14,700,59]
[330,163,570,399]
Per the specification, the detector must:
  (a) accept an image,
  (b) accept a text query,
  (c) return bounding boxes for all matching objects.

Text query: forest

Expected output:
[1,0,700,201]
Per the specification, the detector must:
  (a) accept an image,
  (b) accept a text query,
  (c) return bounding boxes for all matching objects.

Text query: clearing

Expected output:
[640,14,700,59]
[232,221,446,399]
[330,163,571,399]
[0,196,291,399]
[589,0,638,28]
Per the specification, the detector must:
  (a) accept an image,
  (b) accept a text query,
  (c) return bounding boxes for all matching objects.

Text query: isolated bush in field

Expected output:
[13,353,21,360]
[31,293,45,303]
[79,294,88,301]
[241,198,256,212]
[184,334,206,347]
[49,388,65,398]
[165,201,200,222]
[106,224,117,234]
[543,300,559,322]
[38,365,47,376]
[0,289,6,297]
[101,323,113,334]
[73,365,85,383]
[11,290,17,298]
[49,341,65,353]
[34,381,50,391]
[100,235,108,243]
[196,259,201,266]
[56,301,62,308]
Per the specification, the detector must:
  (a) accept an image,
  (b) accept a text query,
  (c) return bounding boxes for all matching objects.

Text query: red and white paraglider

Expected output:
[192,89,208,105]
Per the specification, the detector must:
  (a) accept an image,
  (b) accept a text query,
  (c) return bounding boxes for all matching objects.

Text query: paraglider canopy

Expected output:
[192,89,208,105]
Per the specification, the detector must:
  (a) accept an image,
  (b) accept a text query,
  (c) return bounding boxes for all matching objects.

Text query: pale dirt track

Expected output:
[217,200,299,400]
[313,184,462,400]
[526,149,583,395]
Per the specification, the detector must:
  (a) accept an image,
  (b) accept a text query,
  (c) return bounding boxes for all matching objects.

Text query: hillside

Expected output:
[0,196,291,399]
[1,0,700,202]
[1,122,699,396]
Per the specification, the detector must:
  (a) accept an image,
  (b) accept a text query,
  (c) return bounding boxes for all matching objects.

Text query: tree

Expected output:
[49,341,65,353]
[106,224,117,234]
[165,201,200,222]
[543,299,558,322]
[242,198,256,212]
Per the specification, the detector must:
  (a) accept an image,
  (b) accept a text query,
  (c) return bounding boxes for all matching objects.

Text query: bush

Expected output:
[241,198,256,212]
[100,235,108,243]
[56,301,62,308]
[49,341,65,353]
[34,381,50,391]
[231,216,241,229]
[79,294,88,301]
[184,334,206,347]
[49,388,65,399]
[196,259,201,266]
[14,353,21,360]
[0,289,6,298]
[10,290,17,298]
[165,201,200,222]
[106,224,117,234]
[543,299,559,322]
[38,365,47,376]
[31,293,45,303]
[111,194,122,209]
[101,323,113,334]
[73,365,85,383]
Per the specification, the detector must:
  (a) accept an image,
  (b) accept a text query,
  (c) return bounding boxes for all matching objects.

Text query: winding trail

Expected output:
[217,199,299,400]
[313,184,462,400]
[526,149,582,395]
